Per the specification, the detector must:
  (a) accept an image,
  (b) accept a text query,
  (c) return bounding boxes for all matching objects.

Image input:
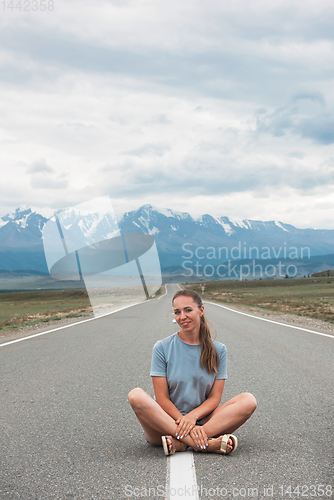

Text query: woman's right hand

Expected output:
[175,414,196,440]
[189,425,208,450]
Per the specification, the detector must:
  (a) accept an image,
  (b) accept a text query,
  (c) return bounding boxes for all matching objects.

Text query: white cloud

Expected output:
[30,174,69,190]
[27,158,54,174]
[0,0,334,228]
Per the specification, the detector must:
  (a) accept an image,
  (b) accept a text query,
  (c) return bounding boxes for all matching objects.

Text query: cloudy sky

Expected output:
[1,0,334,228]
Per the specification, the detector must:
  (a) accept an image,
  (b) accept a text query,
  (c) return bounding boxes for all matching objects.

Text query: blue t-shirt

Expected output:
[150,332,227,415]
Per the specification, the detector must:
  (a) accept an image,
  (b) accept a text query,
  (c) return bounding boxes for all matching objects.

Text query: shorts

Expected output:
[145,435,152,445]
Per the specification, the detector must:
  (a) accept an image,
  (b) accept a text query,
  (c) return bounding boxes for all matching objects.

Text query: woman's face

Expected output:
[173,295,204,335]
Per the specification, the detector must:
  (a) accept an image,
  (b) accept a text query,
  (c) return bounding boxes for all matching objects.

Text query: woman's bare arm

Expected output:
[152,376,183,421]
[187,379,225,422]
[173,379,225,441]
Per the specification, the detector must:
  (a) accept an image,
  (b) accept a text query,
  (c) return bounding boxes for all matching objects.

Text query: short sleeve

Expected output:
[215,344,227,380]
[150,341,167,377]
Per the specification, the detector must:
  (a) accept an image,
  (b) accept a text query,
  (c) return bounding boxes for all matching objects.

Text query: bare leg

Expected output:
[128,388,199,451]
[202,392,257,453]
[128,389,257,453]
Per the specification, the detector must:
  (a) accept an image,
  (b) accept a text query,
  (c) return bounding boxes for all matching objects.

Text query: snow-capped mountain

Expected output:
[1,204,334,276]
[52,202,120,255]
[120,204,334,258]
[0,207,49,249]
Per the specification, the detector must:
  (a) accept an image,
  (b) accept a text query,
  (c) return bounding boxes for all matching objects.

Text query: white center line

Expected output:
[168,451,199,500]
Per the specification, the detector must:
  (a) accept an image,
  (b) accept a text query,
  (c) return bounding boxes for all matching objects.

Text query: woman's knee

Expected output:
[241,392,257,415]
[127,387,147,408]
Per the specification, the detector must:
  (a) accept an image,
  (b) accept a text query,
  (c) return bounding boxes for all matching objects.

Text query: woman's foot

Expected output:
[162,435,188,455]
[206,435,237,454]
[167,436,188,453]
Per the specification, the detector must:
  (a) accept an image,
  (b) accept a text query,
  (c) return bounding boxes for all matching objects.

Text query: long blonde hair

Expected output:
[172,289,219,374]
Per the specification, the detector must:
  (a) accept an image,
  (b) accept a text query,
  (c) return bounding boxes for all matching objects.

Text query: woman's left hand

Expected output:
[175,415,196,440]
[189,425,208,450]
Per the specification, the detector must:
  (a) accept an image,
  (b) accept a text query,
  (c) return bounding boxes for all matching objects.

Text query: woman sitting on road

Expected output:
[128,289,257,455]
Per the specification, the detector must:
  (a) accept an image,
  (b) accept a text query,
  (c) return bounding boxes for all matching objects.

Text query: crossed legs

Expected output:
[127,388,257,452]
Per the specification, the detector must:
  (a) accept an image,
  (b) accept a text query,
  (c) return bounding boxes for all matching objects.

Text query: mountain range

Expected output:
[1,204,334,284]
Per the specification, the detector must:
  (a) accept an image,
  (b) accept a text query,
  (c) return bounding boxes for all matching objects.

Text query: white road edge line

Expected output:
[159,282,182,299]
[204,300,334,339]
[0,282,180,348]
[0,300,149,348]
[168,451,199,500]
[158,284,168,299]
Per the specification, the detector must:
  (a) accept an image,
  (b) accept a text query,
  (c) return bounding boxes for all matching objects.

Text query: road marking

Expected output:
[168,451,198,500]
[0,300,149,348]
[205,301,334,339]
[0,283,179,348]
[158,279,199,499]
[158,284,168,299]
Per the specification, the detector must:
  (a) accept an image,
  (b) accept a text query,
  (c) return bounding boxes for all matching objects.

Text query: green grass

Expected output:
[0,289,92,333]
[184,276,334,323]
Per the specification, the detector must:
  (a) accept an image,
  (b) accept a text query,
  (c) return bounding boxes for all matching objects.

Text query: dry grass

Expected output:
[0,289,92,332]
[0,285,164,334]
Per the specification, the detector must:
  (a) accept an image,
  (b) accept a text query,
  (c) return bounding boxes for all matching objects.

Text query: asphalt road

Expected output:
[0,284,333,499]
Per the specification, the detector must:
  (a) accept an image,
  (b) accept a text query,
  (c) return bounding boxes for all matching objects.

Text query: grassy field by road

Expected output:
[1,276,334,334]
[0,289,92,333]
[0,285,163,334]
[185,276,334,324]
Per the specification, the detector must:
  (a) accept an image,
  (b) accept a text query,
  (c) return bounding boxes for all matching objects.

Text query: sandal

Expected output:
[201,434,238,454]
[217,434,238,455]
[161,435,188,456]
